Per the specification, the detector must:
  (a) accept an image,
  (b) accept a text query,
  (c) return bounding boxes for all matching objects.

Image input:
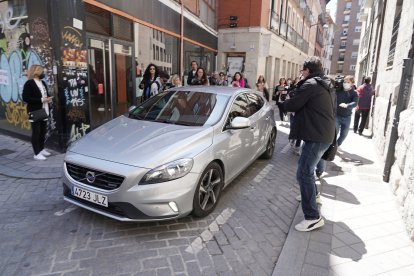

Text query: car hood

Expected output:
[68,116,213,168]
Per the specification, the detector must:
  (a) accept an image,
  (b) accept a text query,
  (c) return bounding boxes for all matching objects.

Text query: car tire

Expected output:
[192,162,224,218]
[261,127,276,159]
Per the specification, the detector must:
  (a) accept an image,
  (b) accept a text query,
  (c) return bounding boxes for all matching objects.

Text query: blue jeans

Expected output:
[297,141,330,220]
[316,159,325,174]
[336,115,352,146]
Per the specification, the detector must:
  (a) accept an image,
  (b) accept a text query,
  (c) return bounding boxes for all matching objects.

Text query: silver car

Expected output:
[62,86,276,221]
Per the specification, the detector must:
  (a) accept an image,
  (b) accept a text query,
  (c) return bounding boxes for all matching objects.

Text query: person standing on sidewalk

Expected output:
[22,65,53,161]
[354,76,374,135]
[186,60,198,85]
[283,56,336,232]
[335,75,359,147]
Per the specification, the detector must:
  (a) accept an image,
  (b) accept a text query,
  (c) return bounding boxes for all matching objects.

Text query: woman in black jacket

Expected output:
[139,64,160,101]
[22,65,53,160]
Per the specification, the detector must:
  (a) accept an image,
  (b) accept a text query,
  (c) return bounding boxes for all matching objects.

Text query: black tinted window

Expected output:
[246,93,264,115]
[226,94,249,126]
[130,90,219,126]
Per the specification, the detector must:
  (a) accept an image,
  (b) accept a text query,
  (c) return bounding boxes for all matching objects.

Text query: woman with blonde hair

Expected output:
[256,75,269,101]
[22,65,53,160]
[170,74,182,88]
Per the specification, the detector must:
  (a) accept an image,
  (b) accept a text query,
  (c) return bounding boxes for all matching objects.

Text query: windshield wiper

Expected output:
[158,119,192,126]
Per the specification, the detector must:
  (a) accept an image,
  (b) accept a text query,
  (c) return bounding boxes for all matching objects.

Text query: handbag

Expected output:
[28,109,48,122]
[321,131,337,161]
[314,77,337,161]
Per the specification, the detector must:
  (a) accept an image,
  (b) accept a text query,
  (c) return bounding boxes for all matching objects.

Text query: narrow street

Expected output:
[0,127,300,276]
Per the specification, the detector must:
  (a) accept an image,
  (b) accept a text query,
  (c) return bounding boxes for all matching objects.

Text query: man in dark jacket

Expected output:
[186,61,198,85]
[354,76,374,135]
[335,75,359,146]
[283,56,336,232]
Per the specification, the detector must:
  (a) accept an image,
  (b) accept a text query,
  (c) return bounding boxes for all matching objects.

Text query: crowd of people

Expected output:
[137,60,262,102]
[276,56,374,232]
[23,57,374,236]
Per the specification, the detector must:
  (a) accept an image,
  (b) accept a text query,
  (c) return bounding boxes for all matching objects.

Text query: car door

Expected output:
[218,93,254,183]
[245,93,268,158]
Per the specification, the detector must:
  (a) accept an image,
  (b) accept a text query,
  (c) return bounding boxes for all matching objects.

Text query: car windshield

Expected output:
[129,90,229,126]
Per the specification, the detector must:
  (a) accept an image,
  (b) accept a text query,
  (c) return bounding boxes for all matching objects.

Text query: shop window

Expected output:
[112,14,133,42]
[85,3,111,36]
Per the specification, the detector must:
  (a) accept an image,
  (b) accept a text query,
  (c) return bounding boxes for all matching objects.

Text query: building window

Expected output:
[351,52,358,58]
[337,64,343,73]
[350,65,356,71]
[342,28,348,36]
[339,53,345,61]
[345,2,352,10]
[355,26,362,32]
[353,39,360,45]
[387,3,402,67]
[340,41,347,48]
[344,15,350,23]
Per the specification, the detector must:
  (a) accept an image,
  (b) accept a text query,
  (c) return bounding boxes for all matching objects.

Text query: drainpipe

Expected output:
[180,1,184,82]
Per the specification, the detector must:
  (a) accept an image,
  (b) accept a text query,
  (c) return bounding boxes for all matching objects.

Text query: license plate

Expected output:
[72,186,108,207]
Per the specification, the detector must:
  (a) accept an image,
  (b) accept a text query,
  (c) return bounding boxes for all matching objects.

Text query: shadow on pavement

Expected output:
[319,178,360,205]
[326,219,367,262]
[336,149,373,166]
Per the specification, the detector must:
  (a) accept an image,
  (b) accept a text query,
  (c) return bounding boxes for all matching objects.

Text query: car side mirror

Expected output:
[226,116,251,130]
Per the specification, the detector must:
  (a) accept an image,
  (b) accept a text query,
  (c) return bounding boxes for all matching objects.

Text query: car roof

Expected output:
[168,86,252,96]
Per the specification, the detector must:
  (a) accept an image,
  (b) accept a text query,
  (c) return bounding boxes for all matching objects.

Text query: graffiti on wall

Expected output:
[60,25,90,144]
[0,4,56,134]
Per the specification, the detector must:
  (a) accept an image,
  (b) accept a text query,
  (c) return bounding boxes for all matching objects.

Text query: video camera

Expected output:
[334,75,344,90]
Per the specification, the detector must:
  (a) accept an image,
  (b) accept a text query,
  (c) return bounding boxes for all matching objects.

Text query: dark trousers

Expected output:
[354,109,370,134]
[297,141,330,219]
[31,120,47,155]
[276,102,286,121]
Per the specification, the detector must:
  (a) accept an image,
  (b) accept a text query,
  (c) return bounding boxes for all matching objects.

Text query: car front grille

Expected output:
[66,162,124,190]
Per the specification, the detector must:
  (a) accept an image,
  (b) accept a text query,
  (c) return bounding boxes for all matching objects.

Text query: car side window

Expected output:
[226,94,249,126]
[246,93,264,116]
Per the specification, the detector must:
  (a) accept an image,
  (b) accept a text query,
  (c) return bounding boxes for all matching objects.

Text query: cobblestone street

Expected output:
[0,127,300,276]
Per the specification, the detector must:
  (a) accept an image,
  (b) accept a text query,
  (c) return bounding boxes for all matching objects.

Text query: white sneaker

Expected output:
[296,192,322,205]
[34,153,47,161]
[40,149,51,156]
[295,217,325,232]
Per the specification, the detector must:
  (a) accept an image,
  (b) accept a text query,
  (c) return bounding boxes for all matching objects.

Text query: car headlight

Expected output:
[139,159,194,185]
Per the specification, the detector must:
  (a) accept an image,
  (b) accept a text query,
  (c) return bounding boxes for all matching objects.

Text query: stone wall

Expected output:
[370,0,414,240]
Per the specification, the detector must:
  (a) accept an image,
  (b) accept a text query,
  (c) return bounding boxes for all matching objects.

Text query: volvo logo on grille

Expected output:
[86,171,96,183]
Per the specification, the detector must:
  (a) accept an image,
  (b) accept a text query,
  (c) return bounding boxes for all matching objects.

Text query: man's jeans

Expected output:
[297,141,330,220]
[336,115,352,146]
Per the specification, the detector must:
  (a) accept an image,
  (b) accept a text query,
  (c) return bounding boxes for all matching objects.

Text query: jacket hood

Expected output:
[68,116,213,168]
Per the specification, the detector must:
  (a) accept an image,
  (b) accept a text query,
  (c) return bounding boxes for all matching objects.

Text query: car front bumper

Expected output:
[62,152,199,222]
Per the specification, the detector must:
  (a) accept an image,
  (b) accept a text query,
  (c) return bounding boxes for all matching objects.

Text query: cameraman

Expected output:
[335,75,359,147]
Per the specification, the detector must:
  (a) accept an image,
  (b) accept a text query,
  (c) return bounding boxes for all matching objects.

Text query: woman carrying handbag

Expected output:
[22,65,53,161]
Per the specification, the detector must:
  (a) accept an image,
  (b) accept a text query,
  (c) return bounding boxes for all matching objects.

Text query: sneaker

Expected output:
[34,153,47,161]
[295,217,325,232]
[40,149,51,156]
[296,192,322,205]
[316,171,322,178]
[294,146,302,156]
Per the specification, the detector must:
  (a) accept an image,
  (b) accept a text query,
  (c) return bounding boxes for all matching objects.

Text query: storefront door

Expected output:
[87,36,134,129]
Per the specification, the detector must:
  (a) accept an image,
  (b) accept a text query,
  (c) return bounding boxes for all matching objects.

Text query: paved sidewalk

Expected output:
[0,134,64,179]
[273,130,414,276]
